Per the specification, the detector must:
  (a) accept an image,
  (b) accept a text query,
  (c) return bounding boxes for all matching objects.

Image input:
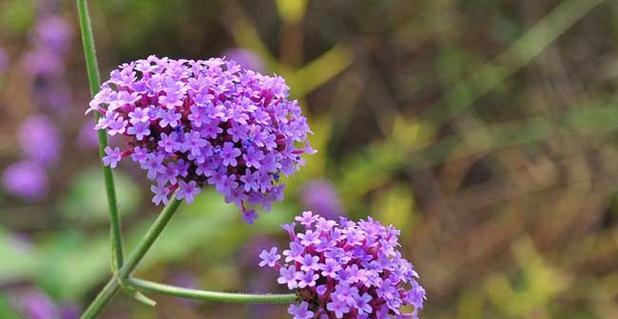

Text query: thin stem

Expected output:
[118,198,183,280]
[76,0,124,270]
[79,277,120,319]
[80,197,183,319]
[128,278,297,304]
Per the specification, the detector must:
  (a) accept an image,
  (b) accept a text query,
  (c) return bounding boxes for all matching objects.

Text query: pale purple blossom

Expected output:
[288,301,314,319]
[277,265,300,289]
[2,161,48,201]
[176,180,201,204]
[258,247,280,268]
[102,146,122,168]
[242,209,258,224]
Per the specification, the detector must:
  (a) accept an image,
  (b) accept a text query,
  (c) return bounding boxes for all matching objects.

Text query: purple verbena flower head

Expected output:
[2,161,48,201]
[259,212,426,319]
[87,56,313,220]
[19,115,61,166]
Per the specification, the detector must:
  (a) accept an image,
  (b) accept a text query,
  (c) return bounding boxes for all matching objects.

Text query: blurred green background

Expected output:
[0,0,617,318]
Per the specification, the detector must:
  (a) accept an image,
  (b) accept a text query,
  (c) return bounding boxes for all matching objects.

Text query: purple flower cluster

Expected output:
[88,56,313,221]
[259,211,426,319]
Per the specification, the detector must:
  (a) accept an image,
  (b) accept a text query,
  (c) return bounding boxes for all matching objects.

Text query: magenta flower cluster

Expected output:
[259,211,426,319]
[88,56,312,222]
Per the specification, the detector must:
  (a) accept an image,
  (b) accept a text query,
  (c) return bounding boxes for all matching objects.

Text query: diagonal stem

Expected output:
[76,0,124,270]
[128,278,297,304]
[422,0,606,127]
[80,197,183,319]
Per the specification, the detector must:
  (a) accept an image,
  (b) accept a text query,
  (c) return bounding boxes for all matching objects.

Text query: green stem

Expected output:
[118,198,183,280]
[80,197,183,319]
[76,0,124,270]
[128,278,297,304]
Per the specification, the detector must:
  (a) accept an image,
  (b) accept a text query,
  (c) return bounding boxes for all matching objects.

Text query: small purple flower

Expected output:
[356,292,373,315]
[295,211,317,227]
[102,146,122,168]
[157,108,182,128]
[128,107,150,124]
[158,132,179,153]
[300,254,320,272]
[287,301,314,319]
[298,230,320,247]
[176,180,201,203]
[282,241,304,263]
[277,265,300,290]
[321,258,341,278]
[327,297,350,319]
[220,142,241,167]
[258,247,280,268]
[106,115,128,136]
[2,161,48,201]
[183,132,207,157]
[243,147,264,168]
[151,183,170,205]
[141,153,165,179]
[298,270,319,288]
[127,121,151,140]
[242,209,258,224]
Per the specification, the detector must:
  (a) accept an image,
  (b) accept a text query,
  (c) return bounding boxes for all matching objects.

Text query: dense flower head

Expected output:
[259,211,426,319]
[88,55,313,220]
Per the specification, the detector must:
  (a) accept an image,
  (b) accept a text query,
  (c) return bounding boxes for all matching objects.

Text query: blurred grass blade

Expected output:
[293,45,354,97]
[424,0,606,126]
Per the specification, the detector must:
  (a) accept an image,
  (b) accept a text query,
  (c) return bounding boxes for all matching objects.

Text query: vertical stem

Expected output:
[80,197,183,319]
[76,0,124,270]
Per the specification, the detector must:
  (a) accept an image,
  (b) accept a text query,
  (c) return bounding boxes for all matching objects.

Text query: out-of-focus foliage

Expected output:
[0,0,617,318]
